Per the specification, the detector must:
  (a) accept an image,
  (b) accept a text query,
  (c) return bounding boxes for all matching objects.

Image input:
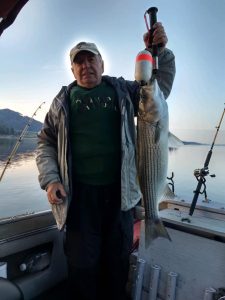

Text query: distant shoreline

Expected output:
[183,141,225,146]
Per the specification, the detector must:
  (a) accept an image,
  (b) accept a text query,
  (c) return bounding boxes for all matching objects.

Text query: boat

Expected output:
[130,197,225,300]
[2,192,225,300]
[0,210,68,299]
[1,2,225,300]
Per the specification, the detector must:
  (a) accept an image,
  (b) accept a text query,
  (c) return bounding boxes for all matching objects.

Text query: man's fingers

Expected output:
[48,192,63,205]
[153,34,168,46]
[47,183,65,204]
[58,187,67,197]
[143,22,168,49]
[152,23,168,47]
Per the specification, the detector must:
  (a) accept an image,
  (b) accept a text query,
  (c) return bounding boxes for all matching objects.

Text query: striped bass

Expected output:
[137,79,171,247]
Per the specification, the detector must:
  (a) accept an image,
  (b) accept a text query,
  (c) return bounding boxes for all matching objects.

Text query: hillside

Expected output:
[0,109,43,135]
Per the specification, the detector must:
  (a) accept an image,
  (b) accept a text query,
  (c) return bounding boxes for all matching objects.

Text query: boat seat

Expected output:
[0,277,24,300]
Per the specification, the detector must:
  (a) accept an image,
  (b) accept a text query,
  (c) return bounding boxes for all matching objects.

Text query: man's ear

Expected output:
[101,60,104,74]
[71,66,76,78]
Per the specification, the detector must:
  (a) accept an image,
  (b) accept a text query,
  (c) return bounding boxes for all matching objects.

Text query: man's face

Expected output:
[71,51,104,88]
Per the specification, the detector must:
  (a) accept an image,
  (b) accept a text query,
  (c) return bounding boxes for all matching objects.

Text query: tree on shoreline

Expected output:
[0,125,15,135]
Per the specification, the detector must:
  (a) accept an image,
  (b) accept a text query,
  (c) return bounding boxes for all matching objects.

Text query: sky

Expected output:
[0,0,225,140]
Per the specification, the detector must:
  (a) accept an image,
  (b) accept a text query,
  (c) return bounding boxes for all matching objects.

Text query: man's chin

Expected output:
[80,78,101,88]
[79,81,98,88]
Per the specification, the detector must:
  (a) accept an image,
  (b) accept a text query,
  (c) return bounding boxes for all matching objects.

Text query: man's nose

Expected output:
[81,58,91,67]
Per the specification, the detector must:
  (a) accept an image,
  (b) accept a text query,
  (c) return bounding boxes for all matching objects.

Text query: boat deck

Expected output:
[159,197,225,240]
[134,198,225,300]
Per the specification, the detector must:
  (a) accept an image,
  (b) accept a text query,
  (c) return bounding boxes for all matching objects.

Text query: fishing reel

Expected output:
[194,167,209,178]
[193,167,215,179]
[193,167,216,203]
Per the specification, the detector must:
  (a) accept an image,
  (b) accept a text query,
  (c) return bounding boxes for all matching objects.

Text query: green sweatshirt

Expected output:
[69,81,121,185]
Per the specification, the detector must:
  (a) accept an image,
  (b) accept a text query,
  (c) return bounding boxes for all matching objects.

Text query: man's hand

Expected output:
[134,205,145,220]
[143,22,168,51]
[46,182,67,205]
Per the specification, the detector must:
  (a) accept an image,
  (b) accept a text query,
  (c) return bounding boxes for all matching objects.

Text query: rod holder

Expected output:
[166,271,178,300]
[133,258,146,300]
[203,287,216,300]
[148,264,161,300]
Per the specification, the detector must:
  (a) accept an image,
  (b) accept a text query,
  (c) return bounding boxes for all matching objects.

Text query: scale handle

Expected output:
[147,7,158,54]
[147,7,158,27]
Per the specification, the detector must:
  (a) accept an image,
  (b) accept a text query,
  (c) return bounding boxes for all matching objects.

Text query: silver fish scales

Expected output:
[137,79,171,248]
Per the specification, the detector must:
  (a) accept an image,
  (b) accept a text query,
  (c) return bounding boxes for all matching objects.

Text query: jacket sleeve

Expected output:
[36,100,61,190]
[156,48,176,99]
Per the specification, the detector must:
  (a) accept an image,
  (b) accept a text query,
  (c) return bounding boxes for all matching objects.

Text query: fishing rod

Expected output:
[0,101,45,182]
[189,105,225,216]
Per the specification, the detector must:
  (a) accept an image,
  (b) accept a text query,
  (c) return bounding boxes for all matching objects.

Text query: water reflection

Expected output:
[0,137,50,219]
[0,137,224,219]
[168,145,225,204]
[0,137,38,166]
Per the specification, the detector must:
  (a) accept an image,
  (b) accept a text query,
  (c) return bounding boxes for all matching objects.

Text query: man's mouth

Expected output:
[82,72,94,77]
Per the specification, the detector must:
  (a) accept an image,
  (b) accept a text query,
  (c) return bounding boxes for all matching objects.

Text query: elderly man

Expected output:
[36,22,175,300]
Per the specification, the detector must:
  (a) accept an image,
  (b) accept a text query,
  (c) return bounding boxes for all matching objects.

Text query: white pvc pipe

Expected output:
[133,258,146,300]
[166,271,178,300]
[203,287,216,300]
[148,264,161,300]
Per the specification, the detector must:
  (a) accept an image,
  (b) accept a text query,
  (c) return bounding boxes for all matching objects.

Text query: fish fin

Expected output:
[161,184,176,201]
[144,218,171,248]
[168,131,184,148]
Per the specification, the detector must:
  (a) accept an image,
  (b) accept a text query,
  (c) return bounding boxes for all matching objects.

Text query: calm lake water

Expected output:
[0,135,224,219]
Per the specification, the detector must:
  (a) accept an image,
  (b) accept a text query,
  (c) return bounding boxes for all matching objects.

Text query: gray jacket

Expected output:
[36,48,175,230]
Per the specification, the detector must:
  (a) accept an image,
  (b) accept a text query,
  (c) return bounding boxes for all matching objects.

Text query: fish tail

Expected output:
[145,218,171,248]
